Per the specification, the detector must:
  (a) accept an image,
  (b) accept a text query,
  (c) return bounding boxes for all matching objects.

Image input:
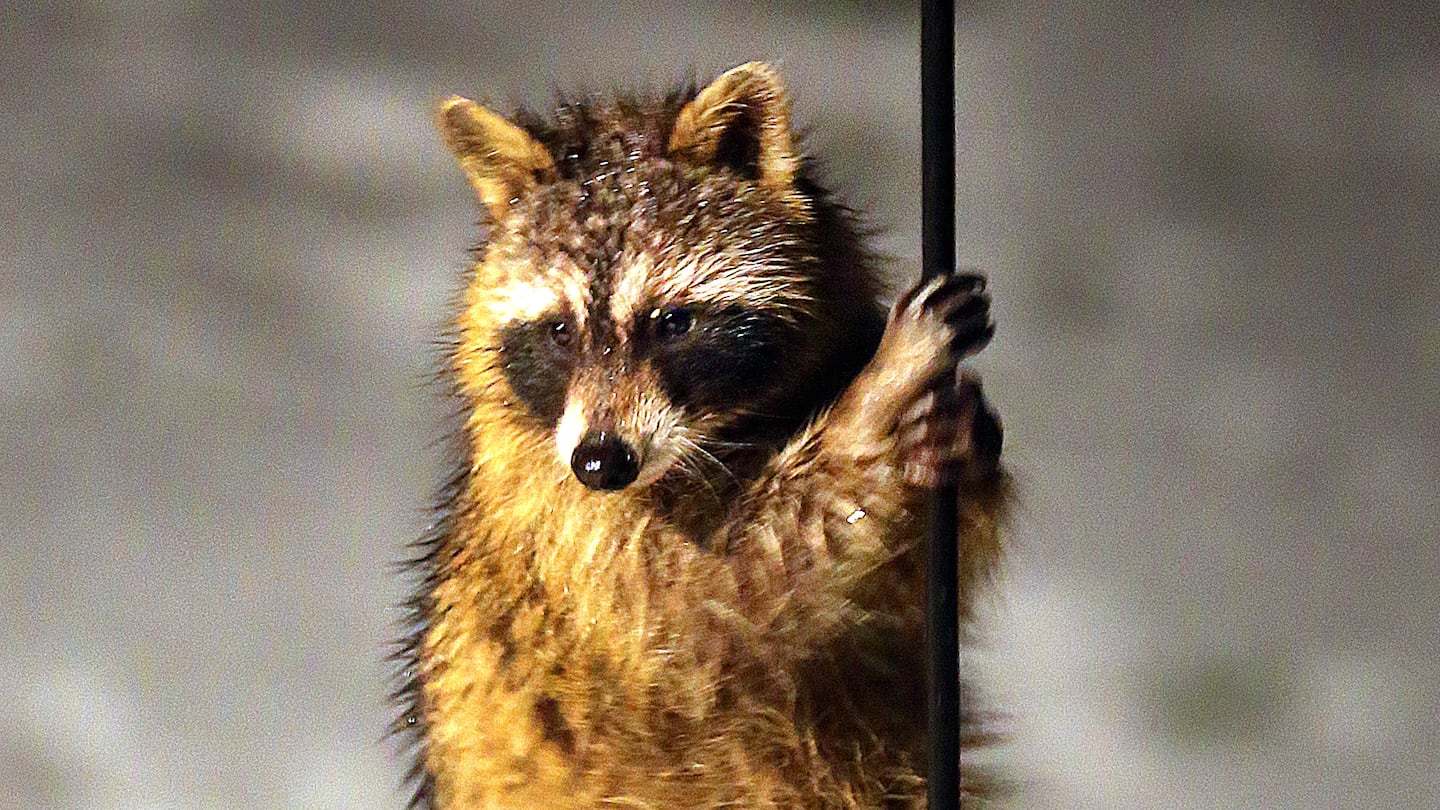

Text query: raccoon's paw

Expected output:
[862,269,993,414]
[890,270,995,370]
[883,270,997,487]
[831,269,996,464]
[898,370,1003,488]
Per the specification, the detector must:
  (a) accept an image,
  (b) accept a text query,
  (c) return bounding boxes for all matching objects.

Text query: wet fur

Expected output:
[394,64,1008,809]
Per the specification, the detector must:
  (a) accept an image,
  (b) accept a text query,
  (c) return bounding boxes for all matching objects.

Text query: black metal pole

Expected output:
[921,1,960,809]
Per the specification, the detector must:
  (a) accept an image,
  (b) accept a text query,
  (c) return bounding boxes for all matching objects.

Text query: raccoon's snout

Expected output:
[571,431,640,491]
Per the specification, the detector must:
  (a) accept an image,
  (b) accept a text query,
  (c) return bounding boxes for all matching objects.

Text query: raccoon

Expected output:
[394,62,1009,809]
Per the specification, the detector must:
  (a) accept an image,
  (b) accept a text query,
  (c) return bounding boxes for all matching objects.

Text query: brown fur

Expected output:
[396,63,1009,809]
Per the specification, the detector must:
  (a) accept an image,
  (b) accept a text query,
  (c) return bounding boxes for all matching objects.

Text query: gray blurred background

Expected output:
[3,1,1436,807]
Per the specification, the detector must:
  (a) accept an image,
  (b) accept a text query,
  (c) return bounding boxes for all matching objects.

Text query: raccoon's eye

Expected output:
[655,306,693,339]
[547,319,574,348]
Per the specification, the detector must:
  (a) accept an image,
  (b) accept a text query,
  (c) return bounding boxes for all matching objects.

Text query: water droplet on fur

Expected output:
[846,508,867,524]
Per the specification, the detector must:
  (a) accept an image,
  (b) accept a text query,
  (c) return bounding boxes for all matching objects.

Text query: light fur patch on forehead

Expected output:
[482,268,592,327]
[484,279,561,322]
[609,253,654,336]
[610,251,813,325]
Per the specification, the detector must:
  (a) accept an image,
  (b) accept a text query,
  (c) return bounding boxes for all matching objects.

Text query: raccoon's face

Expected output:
[443,63,827,491]
[482,199,810,491]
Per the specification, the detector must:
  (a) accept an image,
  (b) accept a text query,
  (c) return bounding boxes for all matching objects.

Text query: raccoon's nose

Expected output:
[570,431,639,491]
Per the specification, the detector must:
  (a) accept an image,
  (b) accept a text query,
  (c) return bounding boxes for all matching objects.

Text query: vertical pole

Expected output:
[921,1,960,809]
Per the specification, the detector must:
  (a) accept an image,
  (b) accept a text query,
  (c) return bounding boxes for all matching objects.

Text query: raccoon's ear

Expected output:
[669,62,799,190]
[437,96,555,219]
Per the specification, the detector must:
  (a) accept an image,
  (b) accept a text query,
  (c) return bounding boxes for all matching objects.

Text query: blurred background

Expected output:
[3,1,1436,807]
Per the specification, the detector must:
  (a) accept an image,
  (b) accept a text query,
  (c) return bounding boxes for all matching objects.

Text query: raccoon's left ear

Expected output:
[437,96,556,220]
[669,62,800,191]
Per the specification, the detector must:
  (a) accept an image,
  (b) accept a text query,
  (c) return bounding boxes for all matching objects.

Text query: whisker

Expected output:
[673,432,740,490]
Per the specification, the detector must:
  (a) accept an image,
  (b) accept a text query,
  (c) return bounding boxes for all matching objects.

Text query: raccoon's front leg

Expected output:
[719,269,1003,649]
[834,271,998,484]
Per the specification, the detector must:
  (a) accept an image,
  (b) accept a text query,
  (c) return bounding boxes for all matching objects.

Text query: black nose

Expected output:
[570,431,639,490]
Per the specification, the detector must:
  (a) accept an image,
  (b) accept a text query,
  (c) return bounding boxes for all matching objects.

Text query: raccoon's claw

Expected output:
[896,270,984,311]
[921,272,993,359]
[898,372,1003,488]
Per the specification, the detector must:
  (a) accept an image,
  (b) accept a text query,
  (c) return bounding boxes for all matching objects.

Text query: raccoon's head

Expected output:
[440,63,878,492]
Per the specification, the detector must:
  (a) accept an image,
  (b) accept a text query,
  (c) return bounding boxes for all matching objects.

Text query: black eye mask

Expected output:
[649,305,790,410]
[498,317,574,424]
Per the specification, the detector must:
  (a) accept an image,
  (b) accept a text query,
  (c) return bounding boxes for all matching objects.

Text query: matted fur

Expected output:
[394,63,1008,809]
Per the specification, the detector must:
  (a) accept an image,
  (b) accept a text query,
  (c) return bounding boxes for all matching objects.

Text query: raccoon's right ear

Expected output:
[669,62,800,191]
[437,96,555,220]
